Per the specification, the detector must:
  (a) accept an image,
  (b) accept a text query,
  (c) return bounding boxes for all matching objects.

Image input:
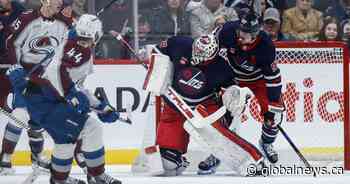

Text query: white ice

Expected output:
[1,165,350,184]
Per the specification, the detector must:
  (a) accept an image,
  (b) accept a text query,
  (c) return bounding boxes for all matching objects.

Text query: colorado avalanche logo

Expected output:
[29,36,59,55]
[176,67,207,96]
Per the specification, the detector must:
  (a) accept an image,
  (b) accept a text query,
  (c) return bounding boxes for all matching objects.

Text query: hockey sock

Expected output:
[261,123,279,144]
[51,144,74,181]
[83,147,105,177]
[27,126,44,155]
[51,156,73,181]
[1,123,23,155]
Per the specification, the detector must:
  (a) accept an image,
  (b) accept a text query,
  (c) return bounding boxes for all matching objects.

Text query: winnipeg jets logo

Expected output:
[176,67,207,95]
[29,36,59,55]
[179,71,204,90]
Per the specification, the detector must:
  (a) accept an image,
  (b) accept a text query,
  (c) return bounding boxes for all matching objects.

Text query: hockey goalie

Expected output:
[134,34,266,176]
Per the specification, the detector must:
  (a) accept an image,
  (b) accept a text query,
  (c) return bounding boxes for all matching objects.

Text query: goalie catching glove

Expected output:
[222,85,253,117]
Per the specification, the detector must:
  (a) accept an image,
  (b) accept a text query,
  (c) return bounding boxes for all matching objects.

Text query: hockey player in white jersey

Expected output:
[6,14,122,184]
[0,0,73,175]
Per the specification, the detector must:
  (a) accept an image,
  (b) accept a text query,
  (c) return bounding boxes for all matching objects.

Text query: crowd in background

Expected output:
[6,0,350,59]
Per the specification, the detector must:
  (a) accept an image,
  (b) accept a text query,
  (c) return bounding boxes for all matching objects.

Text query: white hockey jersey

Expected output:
[5,9,73,71]
[43,38,94,100]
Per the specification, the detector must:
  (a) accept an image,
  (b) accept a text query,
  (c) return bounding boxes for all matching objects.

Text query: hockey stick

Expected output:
[111,33,227,128]
[0,107,30,130]
[277,124,317,177]
[96,0,121,17]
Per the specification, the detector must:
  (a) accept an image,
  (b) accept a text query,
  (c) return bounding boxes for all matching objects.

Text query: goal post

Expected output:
[274,41,349,170]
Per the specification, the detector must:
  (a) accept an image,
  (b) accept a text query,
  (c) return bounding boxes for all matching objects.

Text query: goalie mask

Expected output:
[191,34,219,66]
[75,14,104,46]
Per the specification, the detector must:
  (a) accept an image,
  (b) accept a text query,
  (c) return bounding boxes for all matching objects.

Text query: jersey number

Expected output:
[12,19,21,30]
[66,48,83,63]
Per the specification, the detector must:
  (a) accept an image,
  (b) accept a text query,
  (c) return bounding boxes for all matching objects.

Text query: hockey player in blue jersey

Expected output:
[142,34,265,176]
[6,14,122,184]
[198,11,284,174]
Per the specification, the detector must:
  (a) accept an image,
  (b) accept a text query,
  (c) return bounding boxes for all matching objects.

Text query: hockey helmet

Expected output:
[75,14,104,45]
[192,34,219,66]
[238,11,261,36]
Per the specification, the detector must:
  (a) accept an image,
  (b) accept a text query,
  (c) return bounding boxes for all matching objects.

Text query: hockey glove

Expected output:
[6,64,28,92]
[66,87,91,114]
[264,102,285,128]
[96,100,120,123]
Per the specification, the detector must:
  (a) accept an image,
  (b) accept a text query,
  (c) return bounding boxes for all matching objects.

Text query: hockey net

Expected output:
[133,41,350,173]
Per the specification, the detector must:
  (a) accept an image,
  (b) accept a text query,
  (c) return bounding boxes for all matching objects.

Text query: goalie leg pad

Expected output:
[143,54,174,96]
[156,103,189,153]
[184,103,263,175]
[159,148,189,176]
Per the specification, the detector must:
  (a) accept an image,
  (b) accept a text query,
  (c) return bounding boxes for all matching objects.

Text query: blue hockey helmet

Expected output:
[238,11,261,36]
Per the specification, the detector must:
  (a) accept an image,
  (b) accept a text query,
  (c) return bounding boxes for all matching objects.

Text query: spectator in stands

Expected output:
[325,0,350,22]
[71,0,85,16]
[96,0,132,58]
[342,19,350,44]
[190,0,238,38]
[149,0,191,42]
[186,0,202,12]
[225,0,264,16]
[137,15,154,47]
[225,0,287,12]
[281,0,323,41]
[265,0,288,14]
[262,8,286,41]
[23,0,85,16]
[61,0,78,20]
[318,16,342,41]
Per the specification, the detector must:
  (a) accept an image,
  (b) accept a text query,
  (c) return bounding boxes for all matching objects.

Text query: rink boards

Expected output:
[0,59,345,165]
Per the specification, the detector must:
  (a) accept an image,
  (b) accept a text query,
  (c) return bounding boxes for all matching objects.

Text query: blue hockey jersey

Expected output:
[156,36,236,107]
[215,21,282,103]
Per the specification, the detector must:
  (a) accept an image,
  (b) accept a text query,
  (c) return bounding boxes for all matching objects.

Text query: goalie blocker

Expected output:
[139,35,265,176]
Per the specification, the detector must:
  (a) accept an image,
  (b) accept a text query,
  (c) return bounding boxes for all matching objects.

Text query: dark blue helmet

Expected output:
[239,11,261,35]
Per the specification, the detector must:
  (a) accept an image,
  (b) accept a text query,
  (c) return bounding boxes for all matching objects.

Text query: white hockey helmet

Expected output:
[192,34,219,66]
[75,14,103,45]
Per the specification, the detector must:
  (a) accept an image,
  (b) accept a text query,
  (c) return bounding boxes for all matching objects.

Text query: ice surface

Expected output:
[1,165,350,184]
